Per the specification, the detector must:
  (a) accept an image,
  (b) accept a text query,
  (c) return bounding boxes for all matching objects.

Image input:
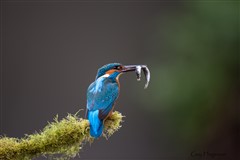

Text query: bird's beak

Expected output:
[121,65,138,72]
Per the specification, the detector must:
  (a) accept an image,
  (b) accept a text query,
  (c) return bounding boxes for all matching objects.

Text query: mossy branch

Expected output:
[0,111,123,160]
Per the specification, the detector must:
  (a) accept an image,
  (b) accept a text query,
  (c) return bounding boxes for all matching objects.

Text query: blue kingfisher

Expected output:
[86,63,149,138]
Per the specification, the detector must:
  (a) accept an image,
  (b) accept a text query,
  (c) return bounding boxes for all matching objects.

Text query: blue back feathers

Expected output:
[87,64,121,138]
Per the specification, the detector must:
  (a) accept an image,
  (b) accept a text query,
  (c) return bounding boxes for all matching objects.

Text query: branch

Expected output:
[0,111,123,160]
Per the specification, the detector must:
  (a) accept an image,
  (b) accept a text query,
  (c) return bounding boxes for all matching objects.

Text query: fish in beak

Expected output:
[122,65,150,89]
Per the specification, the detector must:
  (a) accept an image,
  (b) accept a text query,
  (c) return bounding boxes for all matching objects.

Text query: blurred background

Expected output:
[0,0,239,159]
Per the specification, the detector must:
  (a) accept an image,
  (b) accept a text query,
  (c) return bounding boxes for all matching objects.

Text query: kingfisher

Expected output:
[86,63,142,138]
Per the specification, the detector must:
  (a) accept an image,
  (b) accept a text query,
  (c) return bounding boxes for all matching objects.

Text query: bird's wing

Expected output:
[87,78,119,120]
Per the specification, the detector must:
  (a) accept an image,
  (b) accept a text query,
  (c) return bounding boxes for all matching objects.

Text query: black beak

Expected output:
[122,65,138,72]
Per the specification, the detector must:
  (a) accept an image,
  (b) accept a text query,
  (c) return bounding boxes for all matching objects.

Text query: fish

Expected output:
[135,65,150,89]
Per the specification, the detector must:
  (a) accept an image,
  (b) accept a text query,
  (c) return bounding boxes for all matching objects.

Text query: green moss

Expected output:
[0,111,123,160]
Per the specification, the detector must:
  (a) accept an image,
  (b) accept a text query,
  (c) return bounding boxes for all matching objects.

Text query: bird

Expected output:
[86,63,139,138]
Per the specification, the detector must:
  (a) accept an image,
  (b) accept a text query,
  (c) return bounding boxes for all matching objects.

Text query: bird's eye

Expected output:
[115,66,122,70]
[114,66,121,70]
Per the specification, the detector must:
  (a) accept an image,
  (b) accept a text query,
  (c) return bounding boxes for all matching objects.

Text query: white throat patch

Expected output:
[101,74,110,78]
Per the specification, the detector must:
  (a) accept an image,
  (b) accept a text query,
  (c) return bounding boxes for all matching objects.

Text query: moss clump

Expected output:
[0,111,123,160]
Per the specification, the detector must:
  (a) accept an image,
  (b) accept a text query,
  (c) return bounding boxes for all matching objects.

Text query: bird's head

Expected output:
[95,63,138,80]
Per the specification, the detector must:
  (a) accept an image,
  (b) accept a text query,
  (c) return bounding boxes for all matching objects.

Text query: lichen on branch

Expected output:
[0,111,123,160]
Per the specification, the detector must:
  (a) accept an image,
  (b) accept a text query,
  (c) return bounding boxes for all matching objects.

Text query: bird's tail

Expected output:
[88,110,103,138]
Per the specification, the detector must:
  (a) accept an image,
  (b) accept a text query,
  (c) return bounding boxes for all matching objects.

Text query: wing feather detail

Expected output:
[87,78,119,120]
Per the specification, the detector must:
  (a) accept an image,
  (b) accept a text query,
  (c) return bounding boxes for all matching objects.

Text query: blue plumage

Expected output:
[86,63,140,138]
[95,63,121,79]
[87,64,121,138]
[88,110,103,138]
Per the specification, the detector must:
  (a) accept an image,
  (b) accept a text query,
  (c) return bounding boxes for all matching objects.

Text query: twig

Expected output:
[0,111,123,160]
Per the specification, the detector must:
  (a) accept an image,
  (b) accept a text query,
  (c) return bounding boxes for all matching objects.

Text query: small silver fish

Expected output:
[136,66,142,81]
[141,65,150,89]
[135,65,150,89]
